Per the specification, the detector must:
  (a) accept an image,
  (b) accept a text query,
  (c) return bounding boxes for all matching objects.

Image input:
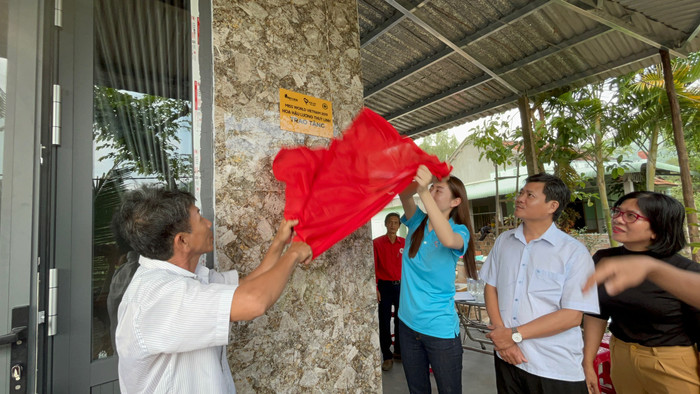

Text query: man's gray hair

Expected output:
[112,185,195,260]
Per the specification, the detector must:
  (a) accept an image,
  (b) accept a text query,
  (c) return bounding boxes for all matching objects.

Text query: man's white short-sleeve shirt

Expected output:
[480,223,599,382]
[116,256,238,393]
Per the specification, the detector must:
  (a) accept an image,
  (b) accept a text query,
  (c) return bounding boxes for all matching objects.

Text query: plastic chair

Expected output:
[594,337,616,394]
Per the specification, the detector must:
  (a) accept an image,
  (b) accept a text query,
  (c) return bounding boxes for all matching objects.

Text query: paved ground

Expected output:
[381,337,497,394]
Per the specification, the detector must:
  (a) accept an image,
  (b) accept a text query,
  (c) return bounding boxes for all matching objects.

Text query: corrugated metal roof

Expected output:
[359,0,700,138]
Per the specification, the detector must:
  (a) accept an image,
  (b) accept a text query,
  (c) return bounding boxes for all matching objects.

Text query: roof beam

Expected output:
[401,48,659,138]
[681,17,700,51]
[364,0,551,98]
[360,0,432,49]
[383,0,520,94]
[528,47,658,97]
[552,0,686,58]
[382,25,612,121]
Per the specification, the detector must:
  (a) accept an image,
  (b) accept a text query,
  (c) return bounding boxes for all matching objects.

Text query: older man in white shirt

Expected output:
[113,186,311,393]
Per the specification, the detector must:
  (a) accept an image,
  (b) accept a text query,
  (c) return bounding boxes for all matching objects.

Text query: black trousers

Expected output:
[494,352,587,394]
[377,280,401,361]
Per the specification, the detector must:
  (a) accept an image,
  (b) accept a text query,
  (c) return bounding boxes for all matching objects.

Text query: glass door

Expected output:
[53,0,193,391]
[91,0,193,361]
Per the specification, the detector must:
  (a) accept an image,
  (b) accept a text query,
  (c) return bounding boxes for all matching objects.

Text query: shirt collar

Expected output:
[513,222,560,246]
[138,255,199,279]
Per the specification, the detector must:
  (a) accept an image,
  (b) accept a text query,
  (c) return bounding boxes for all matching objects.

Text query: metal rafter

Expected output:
[364,0,551,98]
[383,0,520,94]
[382,25,612,121]
[360,0,432,48]
[553,0,686,58]
[682,18,700,50]
[402,48,659,138]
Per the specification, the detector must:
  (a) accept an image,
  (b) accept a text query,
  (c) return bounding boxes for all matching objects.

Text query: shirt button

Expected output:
[518,281,522,284]
[515,298,518,301]
[513,317,517,320]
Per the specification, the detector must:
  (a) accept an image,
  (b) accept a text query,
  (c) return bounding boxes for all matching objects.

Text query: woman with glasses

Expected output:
[582,191,700,394]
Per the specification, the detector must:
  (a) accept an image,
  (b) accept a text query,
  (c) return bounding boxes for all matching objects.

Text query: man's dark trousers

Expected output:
[378,280,401,360]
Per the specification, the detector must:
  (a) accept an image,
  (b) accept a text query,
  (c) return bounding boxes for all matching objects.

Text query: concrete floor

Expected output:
[381,337,497,394]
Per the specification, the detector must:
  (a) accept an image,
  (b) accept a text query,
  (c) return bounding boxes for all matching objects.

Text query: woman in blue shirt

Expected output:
[398,165,477,393]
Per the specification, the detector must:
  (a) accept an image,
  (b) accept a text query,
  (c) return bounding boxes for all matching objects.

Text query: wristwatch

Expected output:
[511,327,522,343]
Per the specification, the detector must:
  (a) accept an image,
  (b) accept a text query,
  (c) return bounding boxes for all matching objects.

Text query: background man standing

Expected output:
[373,212,405,371]
[481,173,598,394]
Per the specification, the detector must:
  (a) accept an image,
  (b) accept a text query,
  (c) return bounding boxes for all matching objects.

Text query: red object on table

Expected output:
[273,108,452,259]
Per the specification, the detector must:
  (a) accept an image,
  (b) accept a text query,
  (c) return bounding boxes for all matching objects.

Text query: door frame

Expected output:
[0,0,48,392]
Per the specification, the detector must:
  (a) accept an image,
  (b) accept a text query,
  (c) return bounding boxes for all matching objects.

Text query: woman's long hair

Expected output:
[407,176,478,279]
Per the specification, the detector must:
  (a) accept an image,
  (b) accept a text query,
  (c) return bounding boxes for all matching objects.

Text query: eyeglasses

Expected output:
[611,207,649,223]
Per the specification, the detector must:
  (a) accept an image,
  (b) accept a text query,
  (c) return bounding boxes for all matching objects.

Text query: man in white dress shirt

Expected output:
[113,186,312,393]
[481,173,598,394]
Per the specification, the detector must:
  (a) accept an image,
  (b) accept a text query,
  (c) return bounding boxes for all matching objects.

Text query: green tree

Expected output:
[613,54,700,192]
[467,117,524,231]
[467,117,522,170]
[93,86,192,190]
[541,83,623,245]
[418,131,459,161]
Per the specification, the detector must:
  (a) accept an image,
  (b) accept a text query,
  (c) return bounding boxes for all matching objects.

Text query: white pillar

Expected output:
[623,175,634,194]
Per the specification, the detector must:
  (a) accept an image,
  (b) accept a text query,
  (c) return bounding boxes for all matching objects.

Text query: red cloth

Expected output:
[273,108,452,259]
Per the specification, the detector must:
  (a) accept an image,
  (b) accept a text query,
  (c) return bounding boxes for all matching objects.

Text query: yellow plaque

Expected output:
[279,88,333,138]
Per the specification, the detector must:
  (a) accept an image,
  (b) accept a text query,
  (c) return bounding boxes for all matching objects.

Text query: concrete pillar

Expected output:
[212,1,380,392]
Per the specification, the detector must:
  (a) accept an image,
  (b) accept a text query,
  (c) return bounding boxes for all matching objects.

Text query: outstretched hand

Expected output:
[583,255,655,296]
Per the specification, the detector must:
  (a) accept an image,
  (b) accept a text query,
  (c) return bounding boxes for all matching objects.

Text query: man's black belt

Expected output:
[379,279,400,285]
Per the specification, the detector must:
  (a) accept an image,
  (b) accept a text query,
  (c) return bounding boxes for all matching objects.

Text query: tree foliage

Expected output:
[93,86,192,189]
[467,117,523,169]
[612,53,700,192]
[418,131,459,161]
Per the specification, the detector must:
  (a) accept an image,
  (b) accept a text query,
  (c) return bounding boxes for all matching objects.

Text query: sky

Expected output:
[416,107,521,145]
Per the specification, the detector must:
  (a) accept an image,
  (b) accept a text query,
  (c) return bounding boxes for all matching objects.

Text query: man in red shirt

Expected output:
[373,212,405,371]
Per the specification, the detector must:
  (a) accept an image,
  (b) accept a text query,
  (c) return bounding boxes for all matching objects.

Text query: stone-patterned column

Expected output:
[212,1,381,392]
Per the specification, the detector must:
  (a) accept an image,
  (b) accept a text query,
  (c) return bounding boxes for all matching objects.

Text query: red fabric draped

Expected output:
[273,108,451,259]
